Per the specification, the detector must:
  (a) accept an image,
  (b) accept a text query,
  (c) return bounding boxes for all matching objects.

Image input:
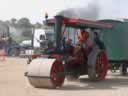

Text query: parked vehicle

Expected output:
[99,19,128,75]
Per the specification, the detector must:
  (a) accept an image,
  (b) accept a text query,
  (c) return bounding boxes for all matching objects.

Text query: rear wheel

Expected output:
[88,48,108,81]
[96,51,108,80]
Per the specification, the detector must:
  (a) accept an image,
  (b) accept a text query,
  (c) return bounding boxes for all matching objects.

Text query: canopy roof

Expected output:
[47,16,112,29]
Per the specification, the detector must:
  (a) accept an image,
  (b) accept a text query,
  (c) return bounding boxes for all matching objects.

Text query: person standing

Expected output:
[36,35,47,49]
[0,37,6,61]
[93,32,105,50]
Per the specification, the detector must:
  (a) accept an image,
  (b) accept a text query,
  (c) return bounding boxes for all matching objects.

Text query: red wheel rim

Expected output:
[50,60,65,87]
[96,50,108,80]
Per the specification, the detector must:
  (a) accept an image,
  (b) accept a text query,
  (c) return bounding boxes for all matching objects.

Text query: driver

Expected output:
[77,28,93,56]
[77,28,89,48]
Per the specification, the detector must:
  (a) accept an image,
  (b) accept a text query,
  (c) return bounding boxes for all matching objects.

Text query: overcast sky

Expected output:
[0,0,128,23]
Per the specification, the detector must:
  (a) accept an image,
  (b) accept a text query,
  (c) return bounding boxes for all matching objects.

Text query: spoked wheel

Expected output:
[50,60,65,88]
[96,51,108,80]
[88,48,108,81]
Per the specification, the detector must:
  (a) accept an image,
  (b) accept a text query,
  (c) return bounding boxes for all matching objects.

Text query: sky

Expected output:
[0,0,128,23]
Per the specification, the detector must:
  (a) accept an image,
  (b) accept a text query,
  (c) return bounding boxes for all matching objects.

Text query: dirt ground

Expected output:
[1,57,128,96]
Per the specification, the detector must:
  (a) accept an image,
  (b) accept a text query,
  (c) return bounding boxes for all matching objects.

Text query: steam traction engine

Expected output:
[25,15,112,88]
